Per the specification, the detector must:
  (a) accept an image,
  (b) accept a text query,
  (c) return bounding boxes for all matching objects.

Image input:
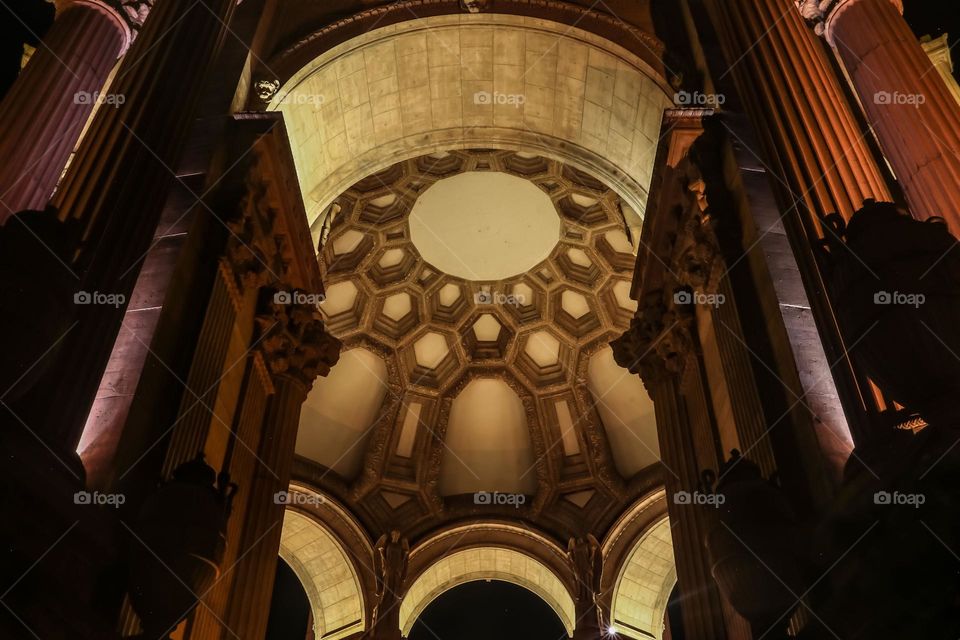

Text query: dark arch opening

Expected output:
[265,557,311,639]
[409,580,567,640]
[665,582,686,640]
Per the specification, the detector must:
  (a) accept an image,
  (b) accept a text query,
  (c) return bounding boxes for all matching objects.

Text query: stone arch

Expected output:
[398,545,576,637]
[279,487,374,640]
[601,490,676,640]
[267,13,672,237]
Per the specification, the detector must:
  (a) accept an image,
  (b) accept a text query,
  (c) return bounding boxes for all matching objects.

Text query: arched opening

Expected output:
[399,546,577,637]
[265,558,312,640]
[610,516,676,640]
[408,580,568,640]
[278,510,366,640]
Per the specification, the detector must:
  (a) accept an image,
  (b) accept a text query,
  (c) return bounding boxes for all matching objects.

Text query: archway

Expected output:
[609,516,676,639]
[399,546,577,637]
[278,509,367,640]
[408,580,568,640]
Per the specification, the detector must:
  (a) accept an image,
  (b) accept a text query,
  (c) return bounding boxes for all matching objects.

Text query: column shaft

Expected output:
[18,0,236,451]
[222,375,308,638]
[707,0,891,220]
[827,0,960,228]
[0,3,125,218]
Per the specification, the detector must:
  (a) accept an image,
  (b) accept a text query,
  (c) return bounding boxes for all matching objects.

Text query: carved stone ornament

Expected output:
[256,289,342,387]
[611,298,694,385]
[254,78,281,102]
[223,176,288,293]
[672,163,722,293]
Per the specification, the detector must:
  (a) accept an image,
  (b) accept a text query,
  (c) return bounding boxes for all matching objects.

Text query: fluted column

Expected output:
[223,297,341,639]
[0,2,128,218]
[15,0,237,452]
[707,0,891,221]
[612,313,731,640]
[811,0,960,229]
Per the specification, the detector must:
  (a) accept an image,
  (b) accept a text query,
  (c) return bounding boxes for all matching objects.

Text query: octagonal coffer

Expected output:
[323,227,375,275]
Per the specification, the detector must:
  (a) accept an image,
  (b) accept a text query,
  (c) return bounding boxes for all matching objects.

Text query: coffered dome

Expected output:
[295,148,659,536]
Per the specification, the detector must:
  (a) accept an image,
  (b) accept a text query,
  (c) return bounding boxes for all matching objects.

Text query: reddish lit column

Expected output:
[24,0,238,451]
[817,0,960,229]
[706,0,891,220]
[0,1,128,219]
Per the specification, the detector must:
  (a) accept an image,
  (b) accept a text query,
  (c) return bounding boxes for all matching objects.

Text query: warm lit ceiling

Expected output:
[408,170,561,280]
[294,148,660,536]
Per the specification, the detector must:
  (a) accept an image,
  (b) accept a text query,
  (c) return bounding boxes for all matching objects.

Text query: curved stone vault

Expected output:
[296,148,660,539]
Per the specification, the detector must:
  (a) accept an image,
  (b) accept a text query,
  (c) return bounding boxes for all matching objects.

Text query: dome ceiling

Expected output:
[295,148,660,537]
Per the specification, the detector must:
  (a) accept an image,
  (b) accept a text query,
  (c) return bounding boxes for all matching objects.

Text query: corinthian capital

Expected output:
[611,297,695,386]
[58,0,155,53]
[256,289,342,388]
[794,0,903,42]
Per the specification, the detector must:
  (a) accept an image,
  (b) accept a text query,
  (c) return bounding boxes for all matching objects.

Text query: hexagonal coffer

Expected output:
[594,228,636,272]
[403,330,461,390]
[556,193,608,226]
[429,282,470,325]
[319,280,367,334]
[359,192,408,225]
[373,291,421,340]
[323,228,375,275]
[551,288,601,339]
[463,313,513,359]
[369,246,418,287]
[514,329,573,386]
[554,246,602,288]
